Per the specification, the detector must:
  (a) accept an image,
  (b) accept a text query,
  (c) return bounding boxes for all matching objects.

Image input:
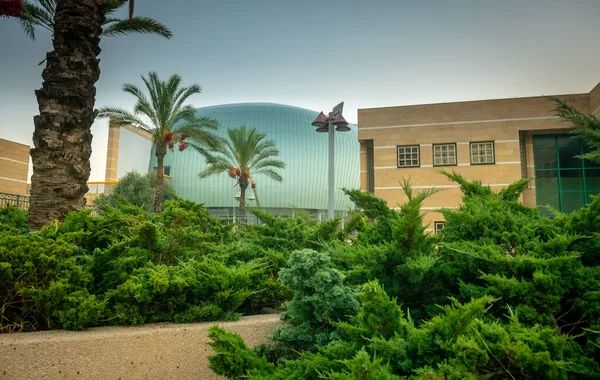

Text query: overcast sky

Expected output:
[1,0,599,181]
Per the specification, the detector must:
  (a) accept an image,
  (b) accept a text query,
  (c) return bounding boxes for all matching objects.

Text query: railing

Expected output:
[0,192,97,215]
[0,192,30,210]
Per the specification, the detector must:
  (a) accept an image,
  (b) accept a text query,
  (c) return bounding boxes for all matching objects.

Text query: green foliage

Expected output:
[0,198,281,332]
[243,209,340,251]
[338,281,410,342]
[266,249,360,356]
[209,173,600,379]
[95,171,177,212]
[20,0,172,41]
[550,96,600,164]
[4,158,600,379]
[0,206,28,234]
[342,187,400,244]
[0,232,103,332]
[336,180,440,320]
[207,326,275,379]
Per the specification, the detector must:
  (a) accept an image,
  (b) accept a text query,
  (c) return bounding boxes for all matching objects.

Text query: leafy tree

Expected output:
[95,171,176,212]
[198,126,285,223]
[550,96,600,163]
[98,72,221,212]
[19,0,171,41]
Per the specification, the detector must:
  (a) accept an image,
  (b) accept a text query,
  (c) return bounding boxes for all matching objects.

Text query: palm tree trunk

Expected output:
[28,0,105,231]
[153,141,166,212]
[239,184,247,225]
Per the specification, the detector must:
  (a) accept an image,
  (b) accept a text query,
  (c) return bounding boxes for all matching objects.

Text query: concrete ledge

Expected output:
[0,314,281,380]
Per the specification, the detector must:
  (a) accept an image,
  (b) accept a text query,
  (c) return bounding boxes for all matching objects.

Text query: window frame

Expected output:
[396,145,420,168]
[434,221,445,234]
[470,141,495,165]
[432,142,458,167]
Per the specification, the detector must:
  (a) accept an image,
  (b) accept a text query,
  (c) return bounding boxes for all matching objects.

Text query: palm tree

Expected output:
[24,0,170,230]
[199,126,285,223]
[19,0,171,41]
[98,72,222,212]
[28,0,107,230]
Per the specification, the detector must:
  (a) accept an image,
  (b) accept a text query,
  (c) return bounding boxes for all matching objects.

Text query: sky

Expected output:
[1,0,600,181]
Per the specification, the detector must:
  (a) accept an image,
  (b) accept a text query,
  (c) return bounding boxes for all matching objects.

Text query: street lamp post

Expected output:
[311,102,350,220]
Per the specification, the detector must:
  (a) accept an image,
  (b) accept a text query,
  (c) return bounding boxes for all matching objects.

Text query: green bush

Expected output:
[265,249,359,356]
[209,174,600,379]
[0,198,284,332]
[95,170,177,212]
[0,206,28,234]
[4,170,600,379]
[0,231,103,331]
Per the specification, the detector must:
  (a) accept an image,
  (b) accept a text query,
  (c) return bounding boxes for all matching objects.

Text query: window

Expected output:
[470,141,495,164]
[433,143,457,166]
[153,166,171,176]
[397,145,420,168]
[533,134,600,216]
[434,221,445,234]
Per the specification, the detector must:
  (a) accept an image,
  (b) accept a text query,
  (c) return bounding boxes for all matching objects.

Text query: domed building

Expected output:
[106,103,360,221]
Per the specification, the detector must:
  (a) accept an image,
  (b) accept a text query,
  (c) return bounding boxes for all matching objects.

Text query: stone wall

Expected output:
[0,314,280,380]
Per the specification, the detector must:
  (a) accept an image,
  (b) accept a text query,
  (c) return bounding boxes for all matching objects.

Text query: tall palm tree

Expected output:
[28,0,107,230]
[199,126,285,223]
[98,72,221,212]
[25,0,170,230]
[19,0,171,41]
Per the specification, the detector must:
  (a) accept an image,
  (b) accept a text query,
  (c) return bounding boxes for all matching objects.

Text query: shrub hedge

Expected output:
[0,198,331,332]
[208,172,600,379]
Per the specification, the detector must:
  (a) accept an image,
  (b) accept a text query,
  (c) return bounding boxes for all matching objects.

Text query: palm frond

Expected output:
[122,83,160,127]
[176,116,223,153]
[199,160,234,178]
[19,0,169,40]
[105,0,128,16]
[188,143,213,160]
[140,72,162,121]
[200,125,284,185]
[171,85,202,115]
[254,168,284,182]
[249,148,280,167]
[252,159,285,171]
[19,1,41,40]
[102,17,172,38]
[97,107,154,136]
[19,0,54,40]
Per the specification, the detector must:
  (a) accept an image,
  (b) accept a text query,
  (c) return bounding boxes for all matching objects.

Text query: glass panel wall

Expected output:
[533,134,600,215]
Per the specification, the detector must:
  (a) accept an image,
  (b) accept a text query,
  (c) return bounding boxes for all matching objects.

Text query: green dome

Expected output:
[149,103,359,217]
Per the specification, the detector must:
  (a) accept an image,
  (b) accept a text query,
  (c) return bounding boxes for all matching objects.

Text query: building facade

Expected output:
[358,82,600,232]
[0,138,29,195]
